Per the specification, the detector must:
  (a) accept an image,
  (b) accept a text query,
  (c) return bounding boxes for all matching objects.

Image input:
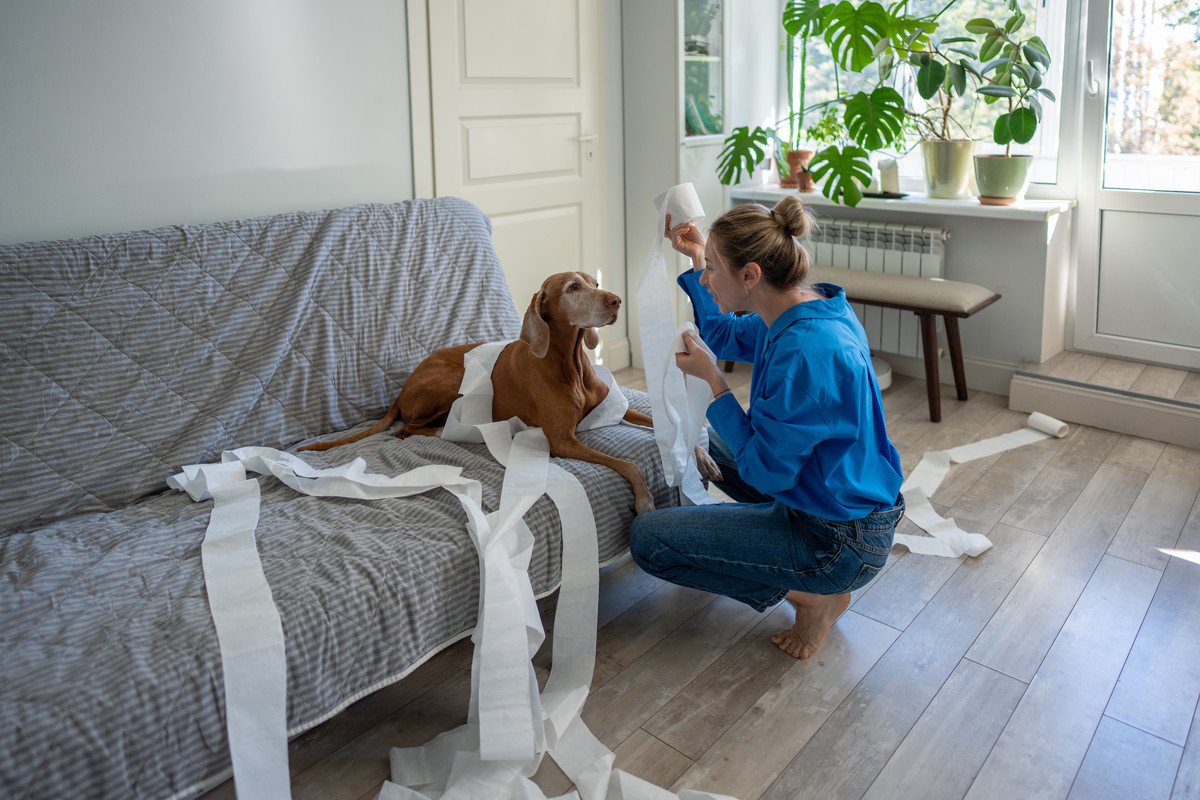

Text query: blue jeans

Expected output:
[629,429,905,612]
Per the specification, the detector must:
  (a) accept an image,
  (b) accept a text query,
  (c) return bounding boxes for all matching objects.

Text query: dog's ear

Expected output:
[521,290,550,358]
[584,327,600,350]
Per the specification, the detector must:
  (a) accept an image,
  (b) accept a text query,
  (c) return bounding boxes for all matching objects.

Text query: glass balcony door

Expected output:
[1074,0,1200,369]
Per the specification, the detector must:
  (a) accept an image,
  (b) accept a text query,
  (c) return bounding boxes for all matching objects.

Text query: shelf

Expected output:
[730,184,1075,222]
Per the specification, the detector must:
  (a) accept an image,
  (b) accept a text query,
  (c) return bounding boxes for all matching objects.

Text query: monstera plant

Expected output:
[718,0,993,206]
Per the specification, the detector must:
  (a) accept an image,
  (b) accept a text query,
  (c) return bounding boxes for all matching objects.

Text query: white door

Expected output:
[1074,0,1200,369]
[427,0,604,317]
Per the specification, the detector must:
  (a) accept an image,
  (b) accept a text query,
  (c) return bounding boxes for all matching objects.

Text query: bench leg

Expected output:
[944,315,969,401]
[917,311,941,422]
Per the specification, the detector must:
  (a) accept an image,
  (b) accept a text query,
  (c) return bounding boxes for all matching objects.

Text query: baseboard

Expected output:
[1009,372,1200,449]
[875,351,1018,397]
[600,337,631,371]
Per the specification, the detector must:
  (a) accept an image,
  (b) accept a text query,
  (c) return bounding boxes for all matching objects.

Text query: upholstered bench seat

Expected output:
[811,265,1001,422]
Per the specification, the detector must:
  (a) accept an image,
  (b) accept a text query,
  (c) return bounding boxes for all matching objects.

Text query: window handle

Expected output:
[1086,59,1101,96]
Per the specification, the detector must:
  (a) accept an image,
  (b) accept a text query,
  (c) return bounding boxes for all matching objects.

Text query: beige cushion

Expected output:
[809,265,1000,316]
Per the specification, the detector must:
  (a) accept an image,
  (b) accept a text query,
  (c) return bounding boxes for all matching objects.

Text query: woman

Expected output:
[629,196,905,660]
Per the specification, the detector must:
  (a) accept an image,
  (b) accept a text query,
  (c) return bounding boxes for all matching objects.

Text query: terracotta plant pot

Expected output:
[785,149,815,192]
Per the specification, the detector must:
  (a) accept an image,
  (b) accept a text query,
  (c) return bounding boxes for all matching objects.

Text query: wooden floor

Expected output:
[1024,350,1200,404]
[201,364,1200,800]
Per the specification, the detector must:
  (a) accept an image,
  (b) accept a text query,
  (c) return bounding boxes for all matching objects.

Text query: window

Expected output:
[789,0,1069,186]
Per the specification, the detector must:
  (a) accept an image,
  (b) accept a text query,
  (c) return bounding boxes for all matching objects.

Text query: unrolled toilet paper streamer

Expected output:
[171,339,735,800]
[896,411,1069,558]
[642,182,720,507]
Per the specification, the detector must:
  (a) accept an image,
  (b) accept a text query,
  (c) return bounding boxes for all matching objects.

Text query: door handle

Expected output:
[577,133,598,142]
[1086,59,1101,96]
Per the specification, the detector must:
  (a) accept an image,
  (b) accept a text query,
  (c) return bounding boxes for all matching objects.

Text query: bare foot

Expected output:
[770,591,851,660]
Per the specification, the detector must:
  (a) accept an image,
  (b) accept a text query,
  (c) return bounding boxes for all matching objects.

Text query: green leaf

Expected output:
[946,46,978,59]
[808,145,872,206]
[1004,12,1026,33]
[1008,106,1038,142]
[1038,86,1057,102]
[916,60,947,99]
[965,17,998,34]
[843,87,906,149]
[994,112,1014,145]
[979,33,1005,62]
[783,0,825,38]
[977,84,1018,97]
[1028,95,1043,120]
[1027,35,1051,59]
[1014,62,1041,88]
[950,62,968,95]
[960,58,983,79]
[716,126,772,186]
[822,0,890,72]
[1022,42,1051,70]
[938,36,976,44]
[980,57,1011,76]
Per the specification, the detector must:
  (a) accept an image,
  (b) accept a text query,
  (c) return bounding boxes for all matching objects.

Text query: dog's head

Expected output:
[520,271,621,359]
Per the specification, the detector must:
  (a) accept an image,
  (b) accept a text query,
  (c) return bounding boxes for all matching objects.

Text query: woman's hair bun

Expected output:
[771,195,810,239]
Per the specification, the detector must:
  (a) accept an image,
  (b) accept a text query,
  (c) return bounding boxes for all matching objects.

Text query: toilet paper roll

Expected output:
[654,182,705,227]
[897,412,1070,558]
[1028,412,1069,438]
[641,185,721,506]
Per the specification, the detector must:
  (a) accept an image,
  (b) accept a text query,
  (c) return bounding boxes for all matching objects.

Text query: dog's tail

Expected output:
[296,395,404,452]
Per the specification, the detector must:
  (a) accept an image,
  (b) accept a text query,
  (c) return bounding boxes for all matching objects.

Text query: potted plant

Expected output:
[716,0,829,190]
[716,0,991,207]
[967,0,1055,204]
[903,41,983,198]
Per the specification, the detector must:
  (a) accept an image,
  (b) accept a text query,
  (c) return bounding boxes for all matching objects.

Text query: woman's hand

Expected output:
[675,332,727,396]
[665,214,705,270]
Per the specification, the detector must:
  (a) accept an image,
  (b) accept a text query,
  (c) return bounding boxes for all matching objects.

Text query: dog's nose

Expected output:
[605,294,621,308]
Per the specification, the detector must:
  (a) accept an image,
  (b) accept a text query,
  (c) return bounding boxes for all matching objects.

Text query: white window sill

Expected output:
[730,184,1075,223]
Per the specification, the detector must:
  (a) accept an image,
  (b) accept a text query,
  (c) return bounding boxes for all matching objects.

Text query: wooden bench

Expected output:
[723,267,1001,423]
[813,266,1000,422]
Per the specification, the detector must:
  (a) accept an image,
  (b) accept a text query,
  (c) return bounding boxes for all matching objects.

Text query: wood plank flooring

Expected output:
[1026,351,1200,404]
[200,365,1200,800]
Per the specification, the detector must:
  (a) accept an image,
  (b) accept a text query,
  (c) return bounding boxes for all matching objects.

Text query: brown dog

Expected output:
[300,271,665,513]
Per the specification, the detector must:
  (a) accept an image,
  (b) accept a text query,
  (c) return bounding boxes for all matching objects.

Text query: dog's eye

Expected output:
[567,283,578,291]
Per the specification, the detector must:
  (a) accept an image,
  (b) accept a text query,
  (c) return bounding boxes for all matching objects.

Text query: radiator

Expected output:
[809,220,950,359]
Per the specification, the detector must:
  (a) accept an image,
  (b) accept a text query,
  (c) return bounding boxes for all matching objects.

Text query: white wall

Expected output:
[0,0,413,245]
[601,0,630,367]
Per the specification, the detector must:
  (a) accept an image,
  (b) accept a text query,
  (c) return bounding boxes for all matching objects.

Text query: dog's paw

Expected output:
[695,445,724,483]
[634,493,656,515]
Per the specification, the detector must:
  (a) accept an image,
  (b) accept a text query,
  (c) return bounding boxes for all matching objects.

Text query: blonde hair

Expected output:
[707,195,815,290]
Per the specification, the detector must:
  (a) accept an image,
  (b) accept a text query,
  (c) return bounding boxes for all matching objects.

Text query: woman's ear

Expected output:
[521,291,550,358]
[584,327,600,350]
[742,261,763,289]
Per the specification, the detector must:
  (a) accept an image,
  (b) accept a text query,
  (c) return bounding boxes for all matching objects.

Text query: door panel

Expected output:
[463,116,581,183]
[1074,0,1200,368]
[490,205,584,307]
[1096,210,1200,350]
[463,0,577,81]
[429,0,601,315]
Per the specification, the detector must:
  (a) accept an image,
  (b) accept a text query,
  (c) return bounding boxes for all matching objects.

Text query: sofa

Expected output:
[0,199,675,799]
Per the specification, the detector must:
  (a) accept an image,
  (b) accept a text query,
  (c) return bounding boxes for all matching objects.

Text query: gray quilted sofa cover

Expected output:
[0,199,673,799]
